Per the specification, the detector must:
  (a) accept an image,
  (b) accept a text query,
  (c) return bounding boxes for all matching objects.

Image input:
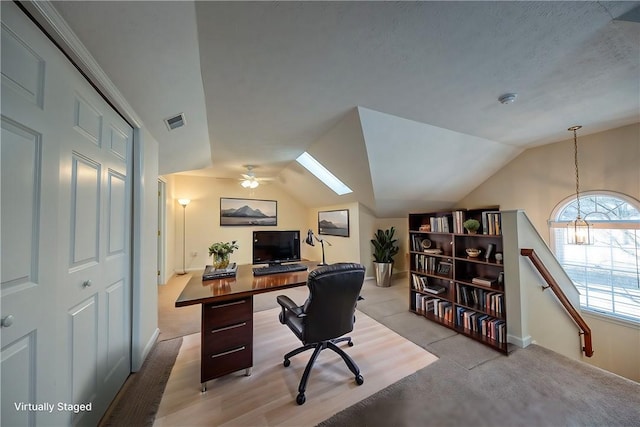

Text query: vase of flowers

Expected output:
[208,240,239,269]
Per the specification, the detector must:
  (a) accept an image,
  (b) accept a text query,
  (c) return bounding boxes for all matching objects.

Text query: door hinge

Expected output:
[157,270,160,276]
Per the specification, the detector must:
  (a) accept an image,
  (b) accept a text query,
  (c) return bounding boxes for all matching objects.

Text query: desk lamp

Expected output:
[305,229,331,266]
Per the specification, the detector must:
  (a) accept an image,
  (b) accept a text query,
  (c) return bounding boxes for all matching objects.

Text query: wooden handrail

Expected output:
[520,248,594,357]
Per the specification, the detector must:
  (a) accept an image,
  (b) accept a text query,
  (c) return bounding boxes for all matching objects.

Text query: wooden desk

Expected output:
[175,261,318,391]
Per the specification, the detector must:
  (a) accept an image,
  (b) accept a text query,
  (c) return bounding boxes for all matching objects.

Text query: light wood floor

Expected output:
[153,307,437,426]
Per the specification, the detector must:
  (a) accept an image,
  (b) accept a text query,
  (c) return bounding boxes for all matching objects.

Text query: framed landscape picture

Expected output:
[318,209,349,237]
[220,198,277,226]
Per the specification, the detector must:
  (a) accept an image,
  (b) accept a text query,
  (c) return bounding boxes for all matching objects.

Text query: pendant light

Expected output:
[566,126,593,245]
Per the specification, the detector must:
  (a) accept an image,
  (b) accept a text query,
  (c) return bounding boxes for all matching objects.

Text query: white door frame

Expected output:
[157,178,167,284]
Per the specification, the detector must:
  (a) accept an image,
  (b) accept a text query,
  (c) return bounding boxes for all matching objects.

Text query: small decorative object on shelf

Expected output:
[463,219,480,234]
[485,243,495,261]
[465,248,482,258]
[208,240,239,270]
[495,253,503,263]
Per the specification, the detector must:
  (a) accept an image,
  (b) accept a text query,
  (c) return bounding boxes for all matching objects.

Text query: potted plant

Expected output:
[371,227,400,287]
[208,240,239,269]
[463,218,480,234]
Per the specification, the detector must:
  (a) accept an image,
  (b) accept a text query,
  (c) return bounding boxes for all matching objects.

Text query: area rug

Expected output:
[100,337,183,427]
[153,308,438,426]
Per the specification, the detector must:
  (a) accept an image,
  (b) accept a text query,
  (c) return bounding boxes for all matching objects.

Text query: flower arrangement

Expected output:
[208,240,239,269]
[208,240,239,257]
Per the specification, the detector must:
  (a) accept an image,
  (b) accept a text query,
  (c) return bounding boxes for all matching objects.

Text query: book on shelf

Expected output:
[453,210,466,234]
[472,276,497,287]
[481,211,502,235]
[414,254,438,274]
[414,293,436,314]
[424,284,446,295]
[429,216,451,233]
[411,273,427,290]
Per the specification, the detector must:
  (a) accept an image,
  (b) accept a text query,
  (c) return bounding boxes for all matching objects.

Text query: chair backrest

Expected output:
[302,263,366,344]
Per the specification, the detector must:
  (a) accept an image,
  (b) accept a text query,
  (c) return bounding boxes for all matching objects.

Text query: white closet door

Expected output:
[1,3,132,425]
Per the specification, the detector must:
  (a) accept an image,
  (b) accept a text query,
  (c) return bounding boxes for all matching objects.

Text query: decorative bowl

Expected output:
[465,248,482,257]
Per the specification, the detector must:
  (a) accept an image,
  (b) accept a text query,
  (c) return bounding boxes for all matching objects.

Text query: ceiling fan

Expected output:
[240,165,273,188]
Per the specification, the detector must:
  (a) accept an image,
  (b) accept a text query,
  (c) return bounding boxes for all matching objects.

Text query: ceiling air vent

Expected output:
[164,113,186,131]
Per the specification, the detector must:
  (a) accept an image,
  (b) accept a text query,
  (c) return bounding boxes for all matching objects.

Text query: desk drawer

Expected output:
[202,320,252,355]
[203,297,252,329]
[201,344,253,382]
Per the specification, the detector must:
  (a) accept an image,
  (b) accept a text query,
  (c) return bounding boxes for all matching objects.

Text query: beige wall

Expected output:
[306,202,362,266]
[459,123,640,382]
[458,123,639,242]
[373,217,409,274]
[170,175,312,269]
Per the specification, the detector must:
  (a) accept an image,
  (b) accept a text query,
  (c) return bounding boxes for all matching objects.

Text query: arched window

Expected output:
[550,192,640,324]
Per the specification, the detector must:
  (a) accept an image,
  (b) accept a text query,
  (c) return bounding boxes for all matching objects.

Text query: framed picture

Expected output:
[318,209,350,237]
[436,261,452,277]
[220,198,277,226]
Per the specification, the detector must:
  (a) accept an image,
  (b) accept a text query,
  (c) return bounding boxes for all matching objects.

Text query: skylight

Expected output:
[295,152,353,195]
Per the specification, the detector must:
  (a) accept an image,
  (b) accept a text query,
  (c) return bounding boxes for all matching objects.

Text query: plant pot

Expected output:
[212,253,230,269]
[465,229,478,235]
[373,262,393,287]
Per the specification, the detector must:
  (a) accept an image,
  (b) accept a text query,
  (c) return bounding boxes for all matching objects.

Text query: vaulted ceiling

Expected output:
[37,1,640,216]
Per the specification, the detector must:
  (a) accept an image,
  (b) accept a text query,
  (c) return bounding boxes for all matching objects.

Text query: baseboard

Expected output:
[365,269,408,282]
[508,333,532,349]
[133,328,160,372]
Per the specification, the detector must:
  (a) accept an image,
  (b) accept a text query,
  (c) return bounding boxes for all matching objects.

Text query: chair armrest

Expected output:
[276,295,305,318]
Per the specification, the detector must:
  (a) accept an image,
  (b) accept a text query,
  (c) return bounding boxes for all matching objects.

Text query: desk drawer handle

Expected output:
[211,322,247,333]
[211,300,246,309]
[211,346,245,358]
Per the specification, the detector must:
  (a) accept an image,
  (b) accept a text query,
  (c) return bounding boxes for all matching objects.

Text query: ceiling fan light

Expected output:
[241,178,259,189]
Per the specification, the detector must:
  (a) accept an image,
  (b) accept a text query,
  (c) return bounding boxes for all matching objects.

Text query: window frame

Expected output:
[549,190,640,325]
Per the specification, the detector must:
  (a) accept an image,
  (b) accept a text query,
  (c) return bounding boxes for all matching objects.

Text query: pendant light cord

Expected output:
[570,125,583,219]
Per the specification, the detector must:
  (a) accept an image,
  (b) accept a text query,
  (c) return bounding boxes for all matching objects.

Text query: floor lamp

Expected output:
[178,199,190,275]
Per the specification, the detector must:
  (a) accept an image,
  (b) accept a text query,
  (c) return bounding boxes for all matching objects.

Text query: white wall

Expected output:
[163,175,178,279]
[131,127,160,370]
[458,123,640,381]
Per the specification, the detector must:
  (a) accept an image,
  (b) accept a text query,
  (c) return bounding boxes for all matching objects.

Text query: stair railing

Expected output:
[520,248,594,357]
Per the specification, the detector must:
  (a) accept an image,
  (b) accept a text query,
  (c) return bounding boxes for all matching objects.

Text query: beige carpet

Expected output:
[153,308,437,426]
[158,273,200,341]
[100,337,183,427]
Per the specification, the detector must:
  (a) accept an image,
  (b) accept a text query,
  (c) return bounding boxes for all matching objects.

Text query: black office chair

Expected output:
[276,263,366,405]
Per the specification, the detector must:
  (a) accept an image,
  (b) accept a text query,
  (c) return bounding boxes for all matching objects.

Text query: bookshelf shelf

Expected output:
[409,208,508,354]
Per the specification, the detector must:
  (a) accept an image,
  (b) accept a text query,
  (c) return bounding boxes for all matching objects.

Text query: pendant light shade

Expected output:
[566,126,593,245]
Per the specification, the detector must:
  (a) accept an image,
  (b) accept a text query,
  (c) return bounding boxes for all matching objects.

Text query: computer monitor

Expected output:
[252,230,301,265]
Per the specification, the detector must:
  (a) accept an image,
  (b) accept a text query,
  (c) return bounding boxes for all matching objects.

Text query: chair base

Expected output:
[283,336,364,405]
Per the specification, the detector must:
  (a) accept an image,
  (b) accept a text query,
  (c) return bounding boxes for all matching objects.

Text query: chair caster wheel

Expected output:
[348,341,354,347]
[296,393,306,405]
[355,374,364,385]
[283,359,290,367]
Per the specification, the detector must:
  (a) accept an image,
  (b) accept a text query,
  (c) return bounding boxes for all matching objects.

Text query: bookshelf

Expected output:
[409,208,507,353]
